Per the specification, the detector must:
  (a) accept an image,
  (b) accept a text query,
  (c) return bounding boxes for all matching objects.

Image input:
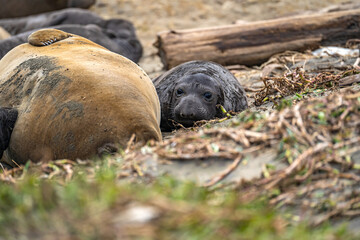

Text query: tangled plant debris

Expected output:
[148,88,360,226]
[254,68,360,106]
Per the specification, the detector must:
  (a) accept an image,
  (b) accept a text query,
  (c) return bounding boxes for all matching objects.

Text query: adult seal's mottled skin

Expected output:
[0,9,143,62]
[0,0,95,19]
[0,29,161,167]
[153,61,248,131]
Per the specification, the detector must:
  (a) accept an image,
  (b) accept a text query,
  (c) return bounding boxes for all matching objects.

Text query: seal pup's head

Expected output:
[153,60,248,131]
[171,73,223,127]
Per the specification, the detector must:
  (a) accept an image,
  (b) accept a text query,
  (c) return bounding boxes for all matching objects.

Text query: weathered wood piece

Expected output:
[340,73,360,86]
[155,9,360,69]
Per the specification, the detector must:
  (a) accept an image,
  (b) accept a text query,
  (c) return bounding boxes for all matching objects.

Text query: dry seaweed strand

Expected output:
[254,67,360,106]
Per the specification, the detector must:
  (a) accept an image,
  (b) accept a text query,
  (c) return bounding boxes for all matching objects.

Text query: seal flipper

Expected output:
[97,143,119,158]
[28,28,73,46]
[0,107,18,159]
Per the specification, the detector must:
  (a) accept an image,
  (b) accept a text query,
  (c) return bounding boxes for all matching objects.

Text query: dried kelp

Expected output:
[254,68,359,106]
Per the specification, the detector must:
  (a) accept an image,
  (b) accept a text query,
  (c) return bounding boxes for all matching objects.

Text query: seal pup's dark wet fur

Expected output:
[153,60,248,131]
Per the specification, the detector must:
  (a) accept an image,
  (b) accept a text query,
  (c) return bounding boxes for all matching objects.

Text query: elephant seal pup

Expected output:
[0,29,161,167]
[153,61,248,131]
[0,0,95,19]
[0,24,143,63]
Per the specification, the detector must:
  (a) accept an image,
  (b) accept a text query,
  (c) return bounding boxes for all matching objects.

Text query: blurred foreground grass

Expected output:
[0,159,356,240]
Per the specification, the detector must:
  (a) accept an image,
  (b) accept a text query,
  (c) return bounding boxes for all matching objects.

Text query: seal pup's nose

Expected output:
[180,111,195,119]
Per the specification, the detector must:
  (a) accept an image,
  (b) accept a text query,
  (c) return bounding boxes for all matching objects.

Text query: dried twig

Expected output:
[202,155,243,188]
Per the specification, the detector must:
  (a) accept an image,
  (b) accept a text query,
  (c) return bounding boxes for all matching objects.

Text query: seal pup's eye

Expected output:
[203,92,212,100]
[176,88,184,96]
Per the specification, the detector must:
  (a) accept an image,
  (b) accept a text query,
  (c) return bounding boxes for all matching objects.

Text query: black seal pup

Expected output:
[153,60,248,131]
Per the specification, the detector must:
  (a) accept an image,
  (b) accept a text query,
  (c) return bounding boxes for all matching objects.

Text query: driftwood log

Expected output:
[155,9,360,69]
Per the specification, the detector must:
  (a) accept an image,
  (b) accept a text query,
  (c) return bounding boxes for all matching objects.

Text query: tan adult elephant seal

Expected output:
[0,29,161,168]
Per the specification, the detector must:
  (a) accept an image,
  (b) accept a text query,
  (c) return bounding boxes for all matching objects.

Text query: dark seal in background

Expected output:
[0,0,96,18]
[0,9,143,63]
